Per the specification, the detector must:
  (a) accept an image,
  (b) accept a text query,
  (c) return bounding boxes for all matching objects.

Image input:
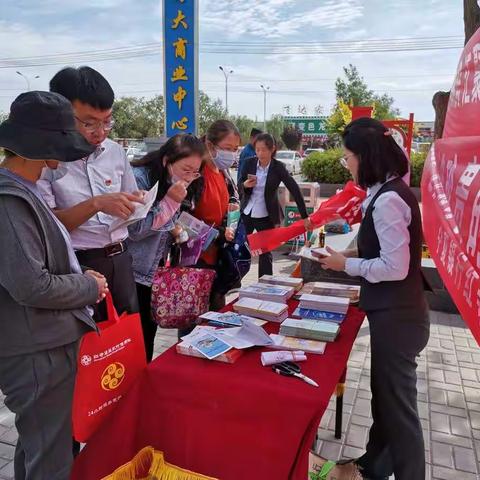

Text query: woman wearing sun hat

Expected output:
[0,91,109,480]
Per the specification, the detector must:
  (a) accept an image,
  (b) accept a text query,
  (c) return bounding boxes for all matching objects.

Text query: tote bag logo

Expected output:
[101,362,125,391]
[80,355,92,367]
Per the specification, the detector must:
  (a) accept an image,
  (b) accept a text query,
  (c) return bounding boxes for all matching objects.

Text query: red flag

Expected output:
[248,181,366,256]
[422,29,480,345]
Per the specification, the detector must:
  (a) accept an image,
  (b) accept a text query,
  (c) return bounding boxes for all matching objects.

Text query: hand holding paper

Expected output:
[108,182,158,232]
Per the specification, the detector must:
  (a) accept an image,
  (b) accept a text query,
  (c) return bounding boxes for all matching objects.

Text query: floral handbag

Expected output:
[151,267,215,329]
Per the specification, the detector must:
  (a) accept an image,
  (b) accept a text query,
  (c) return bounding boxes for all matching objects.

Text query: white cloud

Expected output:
[201,0,364,39]
[0,0,467,123]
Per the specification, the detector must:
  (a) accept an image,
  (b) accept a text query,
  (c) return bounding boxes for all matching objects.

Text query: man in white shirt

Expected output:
[38,66,143,320]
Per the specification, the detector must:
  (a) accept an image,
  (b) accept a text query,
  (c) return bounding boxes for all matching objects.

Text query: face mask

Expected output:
[39,164,68,182]
[168,165,184,184]
[213,149,237,170]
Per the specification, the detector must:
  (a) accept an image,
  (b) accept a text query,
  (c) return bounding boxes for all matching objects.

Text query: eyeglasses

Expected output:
[184,171,201,180]
[170,164,201,181]
[75,116,115,133]
[339,154,355,169]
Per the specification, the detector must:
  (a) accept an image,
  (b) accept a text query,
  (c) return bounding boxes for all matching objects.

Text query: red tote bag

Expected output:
[72,294,146,442]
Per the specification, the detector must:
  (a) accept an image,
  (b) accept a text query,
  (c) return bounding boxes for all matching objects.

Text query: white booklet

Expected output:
[180,326,232,360]
[211,320,273,349]
[108,182,158,232]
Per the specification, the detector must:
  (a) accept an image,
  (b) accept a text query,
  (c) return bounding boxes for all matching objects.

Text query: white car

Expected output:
[276,150,303,174]
[303,148,325,157]
[124,145,147,163]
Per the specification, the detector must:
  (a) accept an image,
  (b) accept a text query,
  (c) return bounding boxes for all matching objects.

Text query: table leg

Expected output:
[334,368,347,439]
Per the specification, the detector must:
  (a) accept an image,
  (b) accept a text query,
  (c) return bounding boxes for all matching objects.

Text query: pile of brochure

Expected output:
[176,320,273,362]
[293,293,349,323]
[296,282,360,304]
[259,275,303,292]
[279,318,340,343]
[239,283,295,304]
[233,297,289,323]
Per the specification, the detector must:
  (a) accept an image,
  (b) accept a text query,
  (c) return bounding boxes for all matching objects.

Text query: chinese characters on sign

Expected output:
[283,116,328,136]
[422,28,480,346]
[163,0,198,136]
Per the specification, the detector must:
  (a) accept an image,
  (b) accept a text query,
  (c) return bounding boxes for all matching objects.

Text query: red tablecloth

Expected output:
[72,303,365,480]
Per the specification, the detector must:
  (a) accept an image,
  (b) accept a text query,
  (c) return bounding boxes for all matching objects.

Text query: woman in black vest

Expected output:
[320,118,429,480]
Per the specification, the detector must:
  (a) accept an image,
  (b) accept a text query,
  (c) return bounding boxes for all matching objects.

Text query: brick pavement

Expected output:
[1,249,479,479]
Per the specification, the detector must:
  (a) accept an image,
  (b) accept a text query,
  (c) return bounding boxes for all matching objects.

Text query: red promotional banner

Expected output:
[248,181,366,256]
[422,28,480,345]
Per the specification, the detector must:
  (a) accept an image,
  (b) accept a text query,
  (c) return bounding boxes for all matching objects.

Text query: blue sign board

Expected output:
[163,0,198,136]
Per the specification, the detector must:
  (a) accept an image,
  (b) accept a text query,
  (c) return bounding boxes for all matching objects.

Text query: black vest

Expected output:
[357,177,424,312]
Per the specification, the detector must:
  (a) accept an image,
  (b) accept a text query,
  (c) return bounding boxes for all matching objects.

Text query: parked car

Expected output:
[276,150,303,174]
[303,148,325,157]
[411,142,431,154]
[124,144,147,163]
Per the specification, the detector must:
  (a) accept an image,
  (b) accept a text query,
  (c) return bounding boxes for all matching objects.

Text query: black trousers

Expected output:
[356,306,430,480]
[242,214,275,278]
[0,342,79,480]
[75,249,139,321]
[136,282,158,363]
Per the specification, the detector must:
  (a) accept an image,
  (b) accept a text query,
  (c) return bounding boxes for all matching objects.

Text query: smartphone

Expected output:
[247,174,257,180]
[311,247,330,259]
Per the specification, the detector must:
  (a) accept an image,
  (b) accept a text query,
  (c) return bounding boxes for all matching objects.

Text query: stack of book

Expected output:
[239,283,295,304]
[296,282,360,304]
[233,297,288,323]
[199,311,267,328]
[293,293,349,323]
[176,342,243,364]
[259,275,303,292]
[267,334,326,354]
[279,318,340,342]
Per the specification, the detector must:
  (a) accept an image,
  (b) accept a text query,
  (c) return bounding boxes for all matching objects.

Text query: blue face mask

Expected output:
[213,149,237,170]
[39,163,68,182]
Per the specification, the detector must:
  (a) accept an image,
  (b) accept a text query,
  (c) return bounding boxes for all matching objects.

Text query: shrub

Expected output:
[302,147,428,187]
[301,148,352,184]
[410,151,427,188]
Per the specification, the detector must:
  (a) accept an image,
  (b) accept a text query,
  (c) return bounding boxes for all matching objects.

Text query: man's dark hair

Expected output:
[250,128,262,138]
[342,117,408,189]
[50,66,114,110]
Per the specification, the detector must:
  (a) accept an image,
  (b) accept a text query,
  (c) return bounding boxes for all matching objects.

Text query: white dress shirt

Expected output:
[37,138,138,250]
[345,177,412,284]
[244,160,270,218]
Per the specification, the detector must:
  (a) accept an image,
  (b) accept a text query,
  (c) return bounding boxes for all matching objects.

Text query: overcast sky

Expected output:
[0,0,465,121]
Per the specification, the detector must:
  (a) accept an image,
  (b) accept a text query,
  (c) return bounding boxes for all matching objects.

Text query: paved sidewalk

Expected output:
[1,249,479,479]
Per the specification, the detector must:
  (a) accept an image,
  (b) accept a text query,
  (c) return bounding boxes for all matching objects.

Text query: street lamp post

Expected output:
[260,84,270,131]
[16,71,40,91]
[219,66,233,114]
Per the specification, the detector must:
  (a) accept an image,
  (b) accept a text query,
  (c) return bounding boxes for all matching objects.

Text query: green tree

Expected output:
[327,64,400,139]
[0,112,7,123]
[334,64,399,119]
[112,91,227,139]
[198,91,226,136]
[228,115,257,145]
[266,114,285,145]
[281,125,303,151]
[112,95,164,138]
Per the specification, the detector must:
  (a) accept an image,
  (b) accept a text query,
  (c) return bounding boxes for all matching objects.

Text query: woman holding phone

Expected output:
[319,118,429,480]
[240,133,311,278]
[128,134,205,361]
